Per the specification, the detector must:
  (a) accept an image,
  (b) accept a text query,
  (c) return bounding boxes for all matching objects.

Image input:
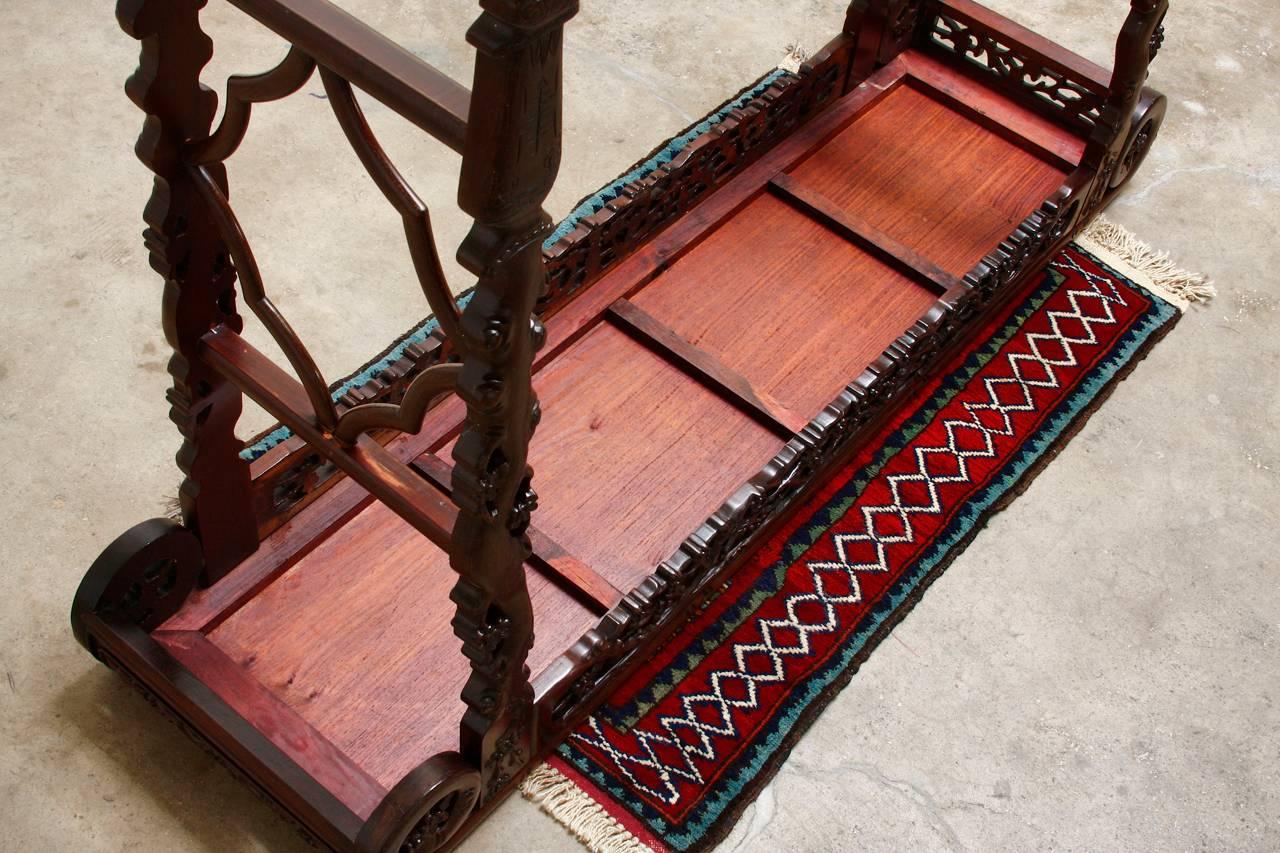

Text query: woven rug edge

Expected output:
[520,221,1209,853]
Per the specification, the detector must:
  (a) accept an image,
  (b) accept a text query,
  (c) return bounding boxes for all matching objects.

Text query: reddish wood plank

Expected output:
[154,630,387,820]
[160,474,373,633]
[206,500,596,790]
[768,173,961,294]
[785,83,1067,277]
[410,452,622,612]
[606,299,809,435]
[631,193,940,419]
[480,324,782,592]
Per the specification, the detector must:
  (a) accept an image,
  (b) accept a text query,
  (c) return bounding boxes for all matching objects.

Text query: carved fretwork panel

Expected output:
[920,10,1107,135]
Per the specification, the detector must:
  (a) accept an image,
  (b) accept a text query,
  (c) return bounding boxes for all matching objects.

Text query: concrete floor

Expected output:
[1,1,1275,850]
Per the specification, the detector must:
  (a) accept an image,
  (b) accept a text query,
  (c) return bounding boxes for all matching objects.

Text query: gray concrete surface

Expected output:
[1,1,1275,851]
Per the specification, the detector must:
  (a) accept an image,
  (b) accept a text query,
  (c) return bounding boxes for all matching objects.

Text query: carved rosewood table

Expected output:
[73,1,1169,849]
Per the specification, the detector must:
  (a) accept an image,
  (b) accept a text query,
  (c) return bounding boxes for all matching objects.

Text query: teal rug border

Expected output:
[555,250,1178,849]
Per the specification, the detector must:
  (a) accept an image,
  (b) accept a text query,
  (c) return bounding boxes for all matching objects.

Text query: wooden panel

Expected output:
[786,82,1066,276]
[632,193,939,418]
[153,630,387,820]
[606,299,809,436]
[768,173,960,294]
[505,324,781,591]
[899,52,1086,169]
[207,500,596,790]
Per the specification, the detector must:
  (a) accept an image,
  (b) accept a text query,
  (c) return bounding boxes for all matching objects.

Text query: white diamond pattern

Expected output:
[571,259,1129,806]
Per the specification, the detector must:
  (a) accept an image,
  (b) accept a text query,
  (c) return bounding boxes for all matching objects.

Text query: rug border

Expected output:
[523,235,1190,853]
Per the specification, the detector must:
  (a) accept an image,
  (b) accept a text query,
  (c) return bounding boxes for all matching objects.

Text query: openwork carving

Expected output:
[181,54,470,446]
[550,189,1085,724]
[924,12,1106,133]
[357,753,481,853]
[71,518,203,651]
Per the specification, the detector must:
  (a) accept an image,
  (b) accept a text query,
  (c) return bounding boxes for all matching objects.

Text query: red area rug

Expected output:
[521,225,1207,852]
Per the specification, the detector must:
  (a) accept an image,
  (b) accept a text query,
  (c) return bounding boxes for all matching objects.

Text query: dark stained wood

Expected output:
[189,45,317,166]
[411,452,623,612]
[768,173,962,294]
[786,82,1067,276]
[225,0,470,151]
[119,0,259,583]
[606,299,809,436]
[916,0,1112,135]
[931,0,1113,90]
[445,0,578,807]
[845,0,925,78]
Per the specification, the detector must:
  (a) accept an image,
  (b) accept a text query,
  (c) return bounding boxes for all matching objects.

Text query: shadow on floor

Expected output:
[55,664,314,852]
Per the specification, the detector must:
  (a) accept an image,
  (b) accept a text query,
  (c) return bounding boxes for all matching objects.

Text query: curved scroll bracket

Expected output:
[190,163,340,429]
[334,362,462,444]
[319,67,466,347]
[188,46,317,166]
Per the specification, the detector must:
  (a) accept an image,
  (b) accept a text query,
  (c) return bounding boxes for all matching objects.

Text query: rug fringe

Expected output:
[778,43,807,74]
[521,764,654,853]
[1077,215,1215,310]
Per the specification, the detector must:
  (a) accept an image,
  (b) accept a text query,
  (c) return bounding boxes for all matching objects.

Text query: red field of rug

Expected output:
[524,243,1182,852]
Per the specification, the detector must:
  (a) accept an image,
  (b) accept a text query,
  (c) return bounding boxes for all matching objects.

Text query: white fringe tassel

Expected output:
[778,42,808,74]
[520,764,655,853]
[1076,215,1215,311]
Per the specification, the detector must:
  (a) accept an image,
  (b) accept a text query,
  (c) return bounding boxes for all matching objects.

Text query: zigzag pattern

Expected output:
[572,260,1130,806]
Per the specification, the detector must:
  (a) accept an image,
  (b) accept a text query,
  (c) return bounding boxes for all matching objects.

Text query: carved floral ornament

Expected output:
[926,13,1106,131]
